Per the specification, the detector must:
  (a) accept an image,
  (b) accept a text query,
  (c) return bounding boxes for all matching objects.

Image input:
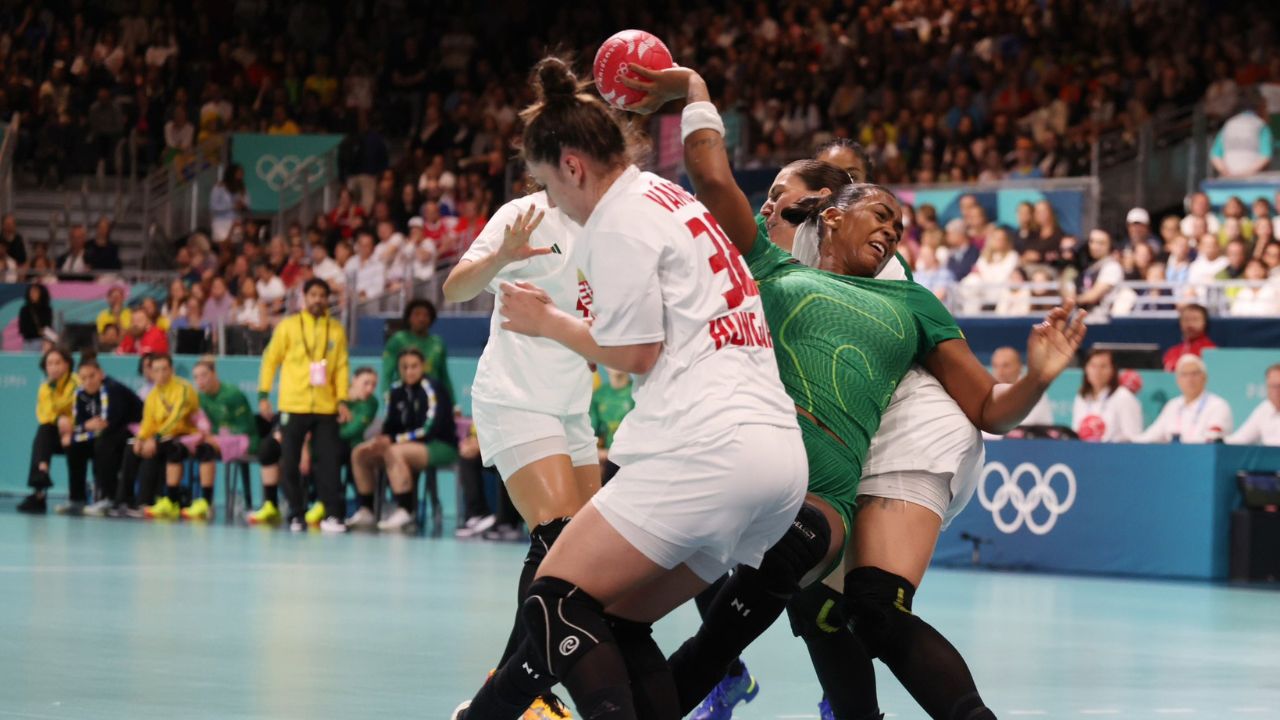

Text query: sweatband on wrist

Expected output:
[681,101,725,143]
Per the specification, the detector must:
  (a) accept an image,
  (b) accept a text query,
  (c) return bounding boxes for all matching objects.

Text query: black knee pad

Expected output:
[757,502,832,596]
[525,517,570,566]
[194,443,219,463]
[786,582,848,638]
[258,436,281,466]
[843,566,917,659]
[162,440,189,464]
[521,576,610,681]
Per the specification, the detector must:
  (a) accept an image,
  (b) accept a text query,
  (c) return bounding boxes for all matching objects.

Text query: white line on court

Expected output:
[1008,711,1049,716]
[1079,710,1120,715]
[1153,710,1195,715]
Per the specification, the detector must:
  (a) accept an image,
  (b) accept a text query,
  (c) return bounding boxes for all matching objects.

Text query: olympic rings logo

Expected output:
[254,154,327,192]
[977,461,1076,536]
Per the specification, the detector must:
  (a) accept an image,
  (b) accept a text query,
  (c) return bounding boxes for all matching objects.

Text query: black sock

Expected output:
[878,615,994,720]
[497,519,570,669]
[358,493,374,510]
[669,565,794,715]
[166,484,181,503]
[693,575,747,678]
[611,617,680,719]
[264,485,278,505]
[469,640,558,717]
[802,625,881,719]
[202,485,214,503]
[393,491,414,512]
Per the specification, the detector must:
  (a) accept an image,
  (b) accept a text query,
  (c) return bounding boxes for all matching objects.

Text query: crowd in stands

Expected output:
[901,190,1280,317]
[0,0,1276,192]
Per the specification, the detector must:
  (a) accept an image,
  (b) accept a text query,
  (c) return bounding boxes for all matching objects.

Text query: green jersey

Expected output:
[745,216,963,526]
[382,331,453,398]
[340,395,379,443]
[199,382,259,455]
[590,381,635,449]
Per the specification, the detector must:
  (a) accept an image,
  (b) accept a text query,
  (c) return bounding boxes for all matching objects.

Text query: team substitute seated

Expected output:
[138,354,203,520]
[190,357,281,521]
[1225,364,1280,446]
[346,348,457,532]
[18,348,79,514]
[67,356,144,516]
[1136,354,1234,443]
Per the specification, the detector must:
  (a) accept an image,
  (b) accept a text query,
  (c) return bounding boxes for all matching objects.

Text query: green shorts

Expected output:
[424,440,458,469]
[798,414,861,577]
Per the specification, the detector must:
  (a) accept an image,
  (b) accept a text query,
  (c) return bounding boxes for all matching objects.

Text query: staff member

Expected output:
[1137,354,1234,443]
[67,356,144,516]
[258,278,352,533]
[1226,364,1280,446]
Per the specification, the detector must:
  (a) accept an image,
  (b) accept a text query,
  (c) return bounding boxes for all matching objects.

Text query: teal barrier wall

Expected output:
[2,349,1272,504]
[0,354,480,504]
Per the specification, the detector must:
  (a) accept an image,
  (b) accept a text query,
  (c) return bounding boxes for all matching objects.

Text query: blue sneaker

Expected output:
[819,695,834,720]
[692,666,760,720]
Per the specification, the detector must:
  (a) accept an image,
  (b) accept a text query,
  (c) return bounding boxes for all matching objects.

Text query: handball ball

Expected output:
[593,29,674,110]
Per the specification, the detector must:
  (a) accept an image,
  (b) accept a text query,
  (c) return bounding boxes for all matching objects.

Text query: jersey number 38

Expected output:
[687,213,759,310]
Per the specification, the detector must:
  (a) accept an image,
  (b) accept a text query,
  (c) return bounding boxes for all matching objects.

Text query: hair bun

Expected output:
[534,57,579,101]
[780,194,831,227]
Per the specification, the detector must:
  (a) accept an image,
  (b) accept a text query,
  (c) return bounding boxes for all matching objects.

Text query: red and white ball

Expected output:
[593,29,674,110]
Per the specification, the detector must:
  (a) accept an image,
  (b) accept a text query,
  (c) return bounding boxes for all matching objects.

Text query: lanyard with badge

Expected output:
[301,315,330,387]
[1173,395,1209,442]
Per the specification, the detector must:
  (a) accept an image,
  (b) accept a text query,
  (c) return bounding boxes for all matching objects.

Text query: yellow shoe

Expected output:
[247,501,281,525]
[181,498,211,521]
[304,501,326,526]
[144,497,179,520]
[525,695,573,719]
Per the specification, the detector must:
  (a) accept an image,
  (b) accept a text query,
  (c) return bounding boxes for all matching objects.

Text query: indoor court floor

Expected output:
[3,509,1278,720]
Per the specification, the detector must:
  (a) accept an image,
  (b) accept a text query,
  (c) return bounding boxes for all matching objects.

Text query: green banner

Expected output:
[230,133,344,213]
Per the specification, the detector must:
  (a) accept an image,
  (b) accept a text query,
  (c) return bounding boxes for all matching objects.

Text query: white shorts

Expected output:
[472,400,598,479]
[591,423,808,583]
[858,437,985,529]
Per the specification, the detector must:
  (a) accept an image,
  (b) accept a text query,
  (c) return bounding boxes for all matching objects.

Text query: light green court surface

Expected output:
[3,510,1279,719]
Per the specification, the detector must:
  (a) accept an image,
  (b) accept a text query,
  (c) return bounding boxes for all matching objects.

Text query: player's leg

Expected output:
[182,444,219,520]
[248,435,283,524]
[668,495,840,715]
[845,490,994,720]
[145,440,188,520]
[378,441,425,531]
[787,565,882,720]
[19,423,62,513]
[345,438,386,528]
[277,415,313,528]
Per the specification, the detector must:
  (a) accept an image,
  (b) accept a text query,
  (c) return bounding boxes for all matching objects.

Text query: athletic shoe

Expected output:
[247,501,282,525]
[145,497,180,520]
[83,499,114,517]
[450,701,470,720]
[54,501,85,516]
[819,695,834,720]
[455,514,497,538]
[376,507,415,532]
[345,507,377,530]
[319,517,348,534]
[119,504,147,519]
[17,493,47,514]
[304,501,326,526]
[482,524,524,542]
[527,694,573,719]
[691,666,760,720]
[288,517,306,533]
[181,498,212,521]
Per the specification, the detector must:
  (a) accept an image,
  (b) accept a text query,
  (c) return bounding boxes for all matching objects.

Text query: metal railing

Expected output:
[274,146,339,235]
[140,136,225,268]
[0,113,20,215]
[944,277,1280,319]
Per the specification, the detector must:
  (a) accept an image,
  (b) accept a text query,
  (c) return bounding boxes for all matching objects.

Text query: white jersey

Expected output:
[1071,386,1144,442]
[862,255,982,479]
[1226,401,1280,447]
[465,192,594,416]
[1136,392,1234,444]
[585,167,796,463]
[862,366,983,477]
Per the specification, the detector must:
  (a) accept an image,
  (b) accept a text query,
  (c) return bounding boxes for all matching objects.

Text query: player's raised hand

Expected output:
[1025,301,1086,383]
[496,205,550,264]
[618,64,696,115]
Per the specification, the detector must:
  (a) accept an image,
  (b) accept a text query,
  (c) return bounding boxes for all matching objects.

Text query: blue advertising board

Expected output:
[934,440,1280,579]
